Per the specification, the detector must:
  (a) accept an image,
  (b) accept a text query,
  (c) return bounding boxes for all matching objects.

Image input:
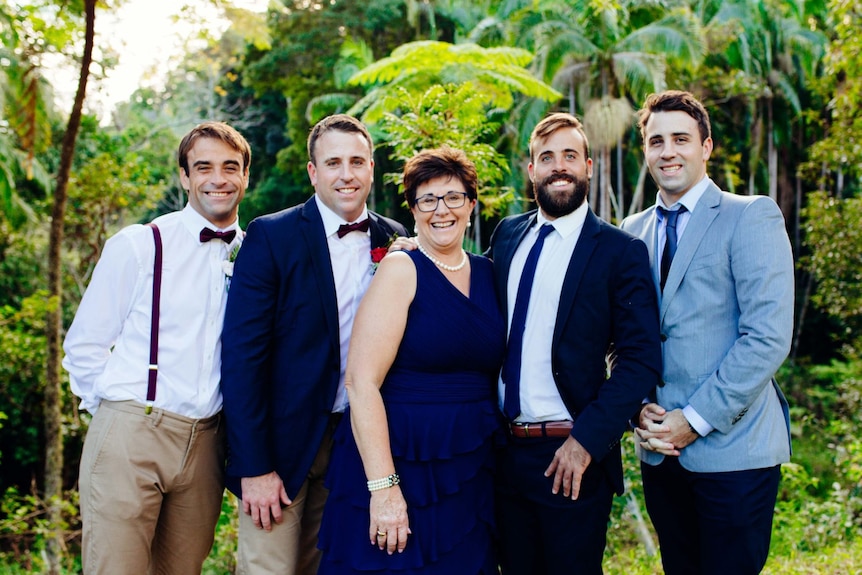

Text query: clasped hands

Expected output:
[635,403,699,456]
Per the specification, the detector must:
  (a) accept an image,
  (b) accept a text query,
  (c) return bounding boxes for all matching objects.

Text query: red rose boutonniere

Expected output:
[371,247,387,264]
[370,233,399,275]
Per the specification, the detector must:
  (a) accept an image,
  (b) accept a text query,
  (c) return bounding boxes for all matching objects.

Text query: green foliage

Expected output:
[772,357,862,557]
[203,492,240,574]
[0,291,52,481]
[65,148,161,293]
[774,462,862,554]
[379,83,512,217]
[0,486,81,573]
[808,0,862,193]
[0,217,48,310]
[348,40,561,123]
[800,192,862,353]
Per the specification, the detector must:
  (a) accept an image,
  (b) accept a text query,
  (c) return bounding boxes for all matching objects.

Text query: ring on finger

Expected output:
[376,530,386,537]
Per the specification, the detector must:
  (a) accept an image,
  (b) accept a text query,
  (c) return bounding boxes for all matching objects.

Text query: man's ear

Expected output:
[179,168,190,191]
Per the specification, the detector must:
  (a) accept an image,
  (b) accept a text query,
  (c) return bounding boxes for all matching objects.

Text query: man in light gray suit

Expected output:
[620,90,794,575]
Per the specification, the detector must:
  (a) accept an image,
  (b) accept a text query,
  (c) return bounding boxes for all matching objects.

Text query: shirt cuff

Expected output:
[683,404,713,437]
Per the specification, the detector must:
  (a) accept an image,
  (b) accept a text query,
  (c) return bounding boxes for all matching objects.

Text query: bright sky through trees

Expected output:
[48,0,268,118]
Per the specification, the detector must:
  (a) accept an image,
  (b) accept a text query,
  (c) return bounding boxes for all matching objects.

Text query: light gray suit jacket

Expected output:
[620,180,794,473]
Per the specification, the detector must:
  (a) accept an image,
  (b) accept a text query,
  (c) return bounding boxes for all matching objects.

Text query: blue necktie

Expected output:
[658,206,686,291]
[502,223,554,420]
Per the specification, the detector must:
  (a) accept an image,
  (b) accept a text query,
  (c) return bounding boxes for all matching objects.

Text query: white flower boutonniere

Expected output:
[223,239,242,291]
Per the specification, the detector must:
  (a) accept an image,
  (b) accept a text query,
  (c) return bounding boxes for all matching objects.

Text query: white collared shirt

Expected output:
[314,195,373,413]
[499,201,589,422]
[655,176,710,252]
[62,204,242,418]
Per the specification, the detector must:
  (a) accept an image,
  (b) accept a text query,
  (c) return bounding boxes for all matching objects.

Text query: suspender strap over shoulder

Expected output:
[145,223,163,414]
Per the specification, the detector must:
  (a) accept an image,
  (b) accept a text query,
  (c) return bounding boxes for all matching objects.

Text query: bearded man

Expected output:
[486,112,662,574]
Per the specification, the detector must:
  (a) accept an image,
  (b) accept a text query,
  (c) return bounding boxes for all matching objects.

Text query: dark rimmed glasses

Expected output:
[414,191,469,212]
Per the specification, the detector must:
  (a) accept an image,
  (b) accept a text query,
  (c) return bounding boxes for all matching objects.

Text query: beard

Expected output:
[534,173,589,218]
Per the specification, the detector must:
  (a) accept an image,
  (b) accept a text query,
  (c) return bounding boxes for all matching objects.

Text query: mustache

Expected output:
[539,173,576,187]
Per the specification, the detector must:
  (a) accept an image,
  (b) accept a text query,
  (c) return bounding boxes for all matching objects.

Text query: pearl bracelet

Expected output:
[367,473,400,492]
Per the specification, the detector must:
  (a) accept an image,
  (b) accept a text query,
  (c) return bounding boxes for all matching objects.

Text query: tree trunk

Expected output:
[628,162,649,217]
[44,1,96,572]
[615,142,623,223]
[625,487,657,556]
[767,102,777,202]
[600,146,612,222]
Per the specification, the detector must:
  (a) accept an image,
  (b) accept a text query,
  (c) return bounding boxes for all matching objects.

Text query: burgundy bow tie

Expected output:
[336,219,370,238]
[200,228,237,243]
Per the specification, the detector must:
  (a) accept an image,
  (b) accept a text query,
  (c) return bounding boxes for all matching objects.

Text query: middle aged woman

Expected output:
[317,146,506,574]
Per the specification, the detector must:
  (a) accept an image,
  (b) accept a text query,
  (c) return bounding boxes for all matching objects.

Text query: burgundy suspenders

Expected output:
[145,223,162,414]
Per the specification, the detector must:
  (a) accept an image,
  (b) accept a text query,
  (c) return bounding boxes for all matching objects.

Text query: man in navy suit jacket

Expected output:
[621,91,794,575]
[487,113,662,574]
[221,115,407,575]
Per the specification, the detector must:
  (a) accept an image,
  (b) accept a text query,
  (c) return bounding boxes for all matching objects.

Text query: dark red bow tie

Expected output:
[336,219,370,238]
[200,228,237,243]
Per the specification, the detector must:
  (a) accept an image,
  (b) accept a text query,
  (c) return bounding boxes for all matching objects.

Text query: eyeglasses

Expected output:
[414,191,469,212]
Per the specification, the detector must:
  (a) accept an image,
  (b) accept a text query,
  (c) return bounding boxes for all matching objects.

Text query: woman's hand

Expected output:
[369,486,411,554]
[388,236,417,253]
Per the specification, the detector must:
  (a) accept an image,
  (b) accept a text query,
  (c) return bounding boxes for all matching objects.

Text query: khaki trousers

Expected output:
[79,400,225,575]
[237,416,339,575]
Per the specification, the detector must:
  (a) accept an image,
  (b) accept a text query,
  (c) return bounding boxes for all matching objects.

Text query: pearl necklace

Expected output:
[416,240,468,272]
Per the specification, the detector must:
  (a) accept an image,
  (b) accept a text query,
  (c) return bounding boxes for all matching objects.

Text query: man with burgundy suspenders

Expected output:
[63,121,251,574]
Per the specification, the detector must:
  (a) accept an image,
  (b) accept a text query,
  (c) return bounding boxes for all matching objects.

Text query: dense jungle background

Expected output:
[2,0,862,572]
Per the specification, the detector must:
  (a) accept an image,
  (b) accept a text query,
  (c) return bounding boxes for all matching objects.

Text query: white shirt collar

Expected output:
[537,199,589,238]
[656,176,710,214]
[182,203,240,240]
[315,194,370,238]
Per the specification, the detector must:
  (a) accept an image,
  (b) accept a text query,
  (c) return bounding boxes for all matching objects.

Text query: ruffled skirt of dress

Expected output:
[318,375,500,575]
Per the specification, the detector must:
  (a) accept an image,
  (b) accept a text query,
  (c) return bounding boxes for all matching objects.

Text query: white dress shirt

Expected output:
[654,176,714,436]
[499,201,589,422]
[655,176,709,254]
[314,195,373,413]
[62,204,241,418]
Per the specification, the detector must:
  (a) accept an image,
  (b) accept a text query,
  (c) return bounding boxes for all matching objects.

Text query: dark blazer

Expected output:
[487,208,662,494]
[220,197,407,498]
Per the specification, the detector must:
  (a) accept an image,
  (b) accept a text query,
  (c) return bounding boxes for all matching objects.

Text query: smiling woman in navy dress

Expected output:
[317,147,505,575]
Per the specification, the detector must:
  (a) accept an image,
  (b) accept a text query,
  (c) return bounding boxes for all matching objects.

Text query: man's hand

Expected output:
[635,404,699,456]
[544,435,592,500]
[240,471,291,531]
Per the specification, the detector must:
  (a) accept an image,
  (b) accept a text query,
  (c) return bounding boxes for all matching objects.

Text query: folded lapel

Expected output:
[641,206,661,293]
[497,213,537,312]
[660,184,721,318]
[553,210,600,348]
[368,213,395,249]
[300,198,340,348]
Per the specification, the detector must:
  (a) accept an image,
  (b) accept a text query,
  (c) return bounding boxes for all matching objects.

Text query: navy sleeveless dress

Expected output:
[318,250,506,574]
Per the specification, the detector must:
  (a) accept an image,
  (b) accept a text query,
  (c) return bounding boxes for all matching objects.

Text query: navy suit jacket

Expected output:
[487,208,662,494]
[221,197,407,498]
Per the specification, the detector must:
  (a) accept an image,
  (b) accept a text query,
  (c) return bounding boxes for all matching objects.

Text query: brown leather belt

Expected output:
[507,421,573,438]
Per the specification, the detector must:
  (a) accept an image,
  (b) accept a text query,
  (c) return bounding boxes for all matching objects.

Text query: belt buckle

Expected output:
[523,423,530,438]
